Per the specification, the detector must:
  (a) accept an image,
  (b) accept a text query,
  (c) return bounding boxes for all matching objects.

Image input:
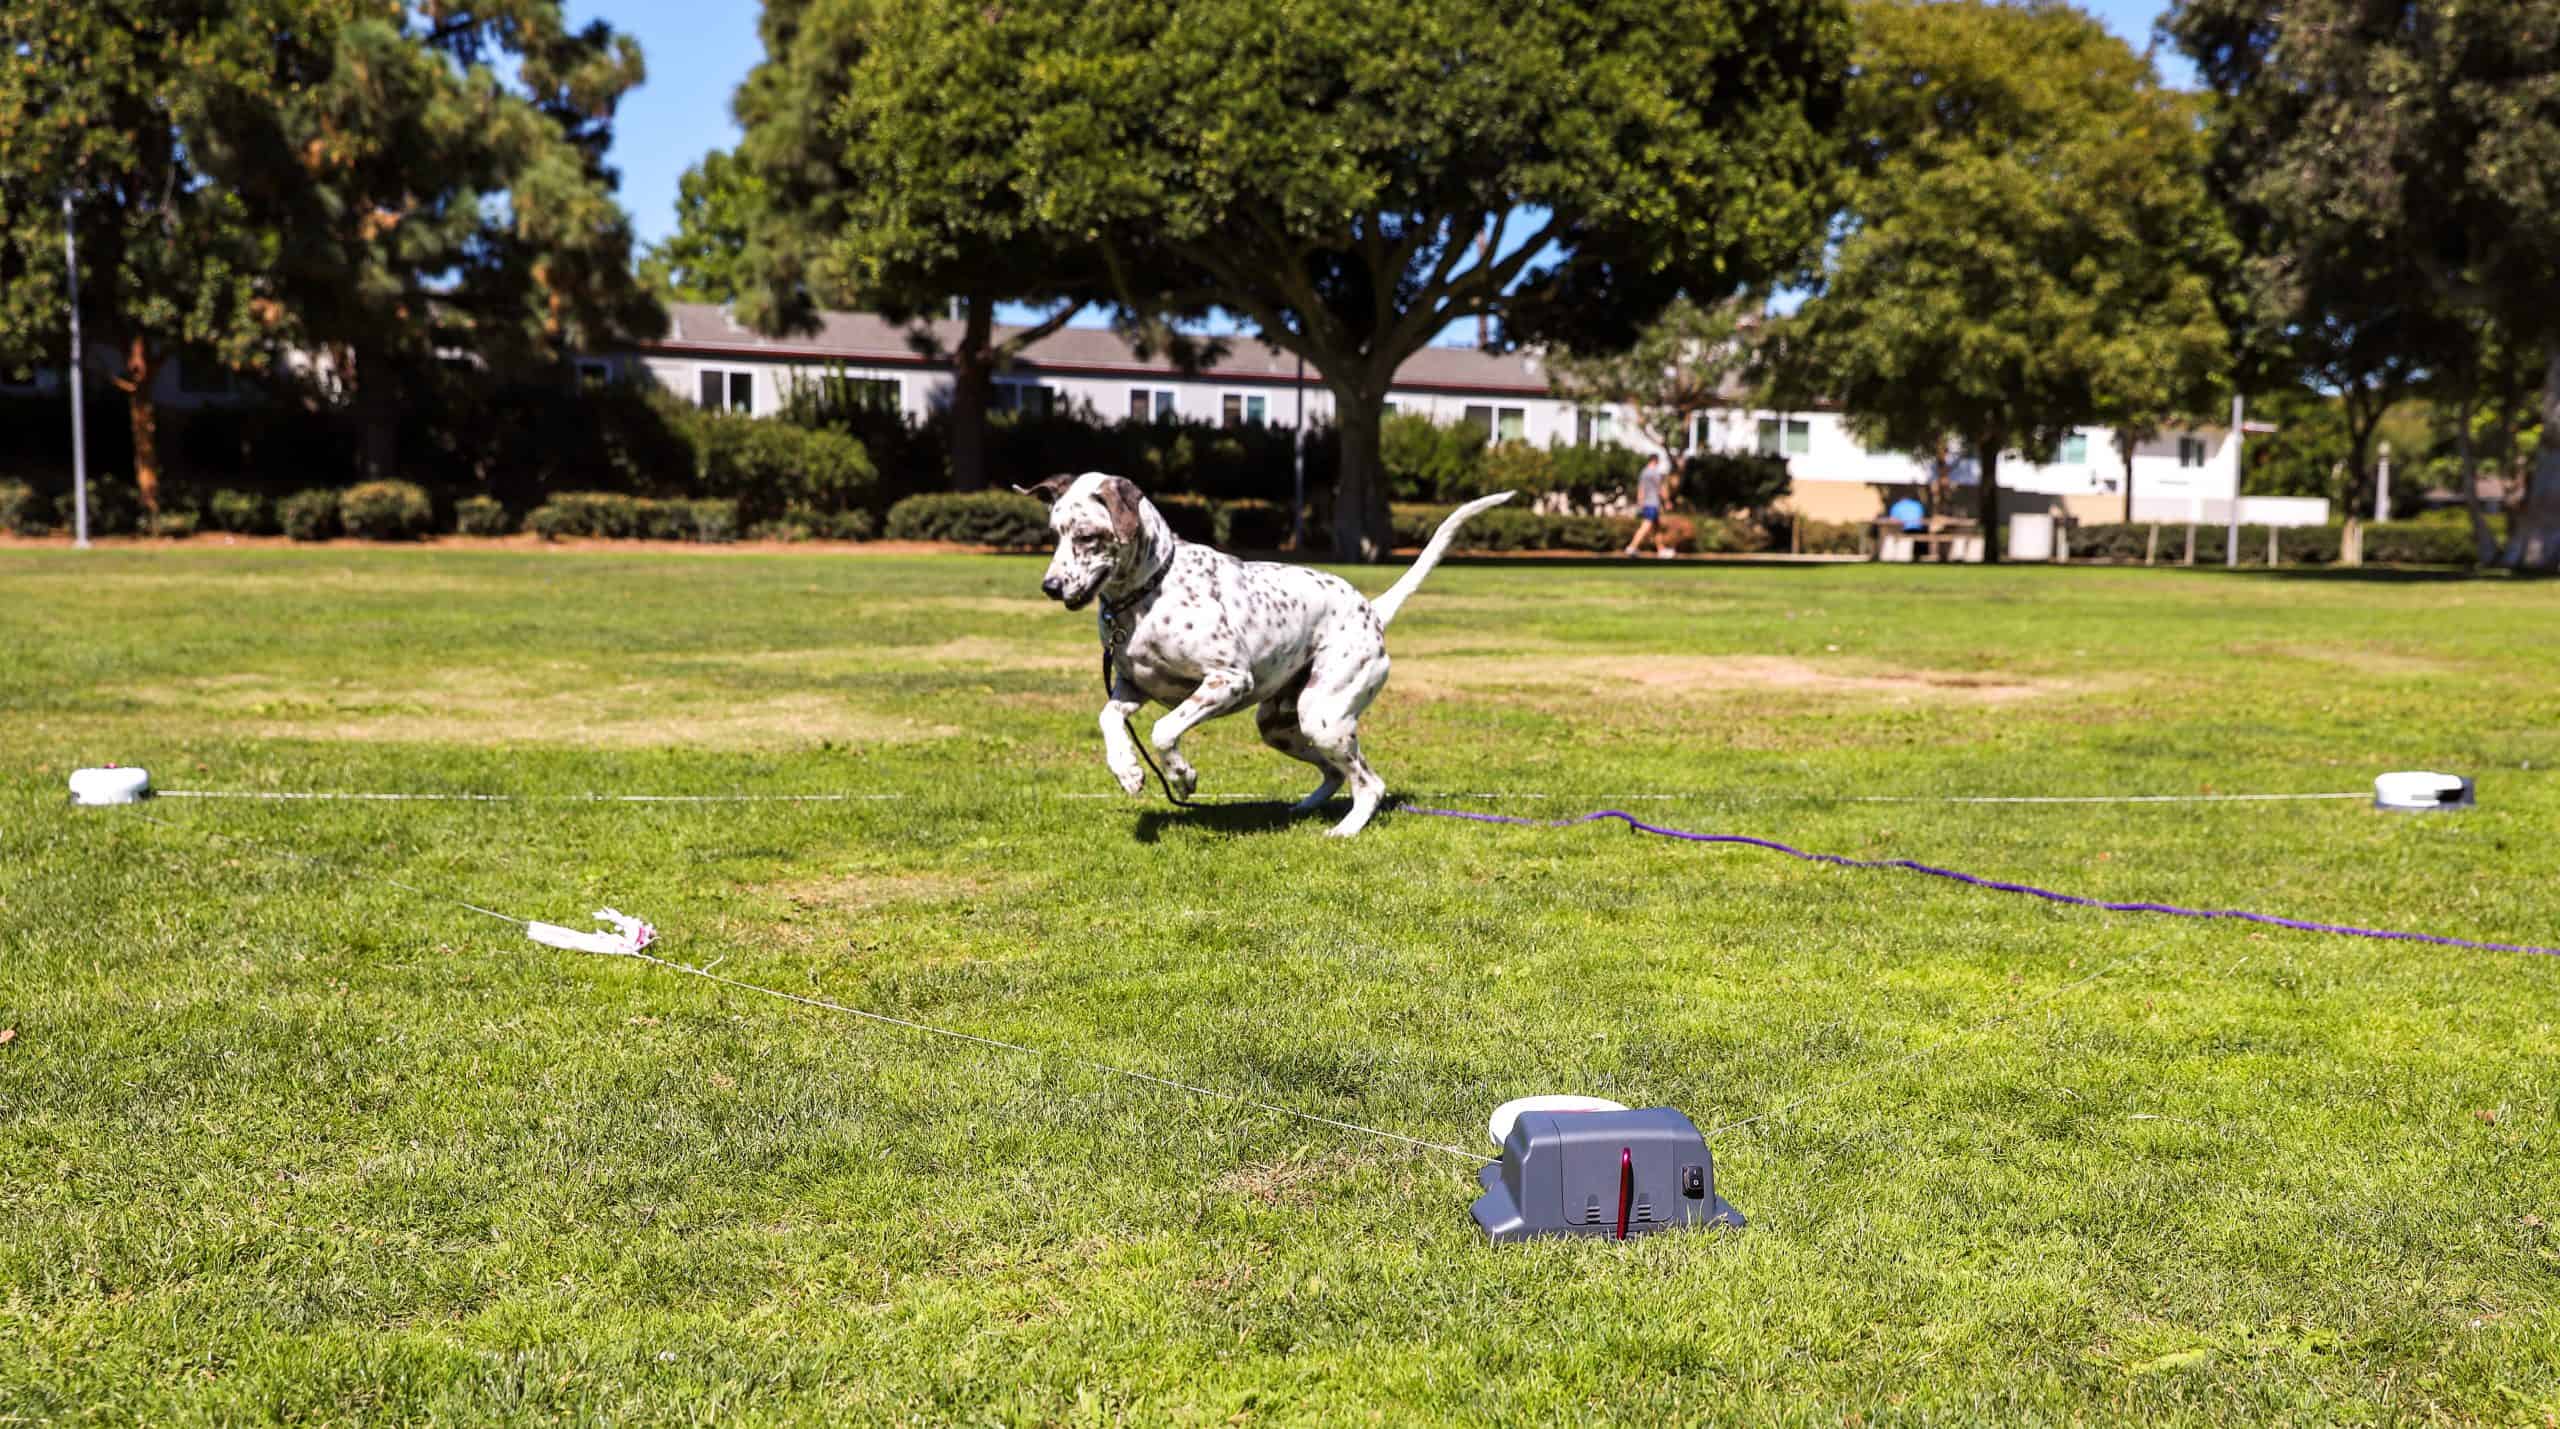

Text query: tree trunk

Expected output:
[118,335,165,517]
[1331,386,1394,561]
[2512,344,2560,571]
[1974,434,2001,564]
[2455,386,2500,567]
[948,297,996,492]
[350,349,399,484]
[2119,434,2137,524]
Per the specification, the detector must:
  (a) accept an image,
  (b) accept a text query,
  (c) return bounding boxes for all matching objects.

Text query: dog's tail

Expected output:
[1371,490,1514,628]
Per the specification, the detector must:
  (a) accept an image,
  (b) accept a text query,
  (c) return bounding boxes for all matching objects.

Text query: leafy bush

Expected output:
[883,491,1052,547]
[279,489,340,542]
[1547,444,1647,509]
[454,495,514,537]
[1381,412,1486,502]
[207,489,276,535]
[1,480,48,536]
[1794,518,1867,555]
[2064,521,2475,567]
[1681,451,1791,516]
[529,491,645,540]
[691,410,876,526]
[1391,503,1642,553]
[527,492,743,543]
[149,509,200,539]
[56,481,143,536]
[338,480,434,541]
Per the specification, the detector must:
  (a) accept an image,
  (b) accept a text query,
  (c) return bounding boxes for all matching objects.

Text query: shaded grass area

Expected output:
[2,547,2555,1423]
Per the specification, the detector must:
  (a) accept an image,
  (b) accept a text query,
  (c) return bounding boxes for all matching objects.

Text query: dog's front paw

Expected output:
[1162,758,1199,798]
[1111,760,1147,796]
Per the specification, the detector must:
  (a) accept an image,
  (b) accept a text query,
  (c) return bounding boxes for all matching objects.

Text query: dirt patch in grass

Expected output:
[1390,652,2064,705]
[131,669,959,750]
[771,866,1024,914]
[2236,641,2459,679]
[1210,1153,1367,1207]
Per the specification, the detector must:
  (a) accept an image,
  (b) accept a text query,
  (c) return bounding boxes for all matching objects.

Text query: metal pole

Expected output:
[2376,440,2392,523]
[2225,393,2242,567]
[63,193,90,549]
[1291,354,1307,550]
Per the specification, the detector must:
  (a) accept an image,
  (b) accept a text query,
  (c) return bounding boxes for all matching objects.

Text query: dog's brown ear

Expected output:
[1098,476,1146,542]
[1015,474,1077,505]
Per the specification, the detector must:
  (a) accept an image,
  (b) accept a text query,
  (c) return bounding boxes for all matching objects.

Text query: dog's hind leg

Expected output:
[1295,649,1392,837]
[1148,667,1256,798]
[1256,678,1343,812]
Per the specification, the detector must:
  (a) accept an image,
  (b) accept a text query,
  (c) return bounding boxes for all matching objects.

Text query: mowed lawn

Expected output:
[2,544,2555,1424]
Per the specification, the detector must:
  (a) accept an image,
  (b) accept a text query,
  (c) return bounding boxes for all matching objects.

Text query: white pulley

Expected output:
[68,766,152,805]
[2373,771,2474,812]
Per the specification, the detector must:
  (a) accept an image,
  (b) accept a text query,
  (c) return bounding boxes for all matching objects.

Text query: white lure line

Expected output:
[527,907,657,957]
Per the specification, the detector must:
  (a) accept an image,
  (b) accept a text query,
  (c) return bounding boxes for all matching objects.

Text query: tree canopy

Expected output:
[0,0,279,512]
[1761,0,2232,553]
[640,150,765,305]
[2166,0,2560,566]
[1545,299,1756,465]
[732,0,1112,491]
[817,0,1849,555]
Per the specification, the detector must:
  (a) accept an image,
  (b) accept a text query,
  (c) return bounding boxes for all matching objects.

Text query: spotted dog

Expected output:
[1021,473,1513,837]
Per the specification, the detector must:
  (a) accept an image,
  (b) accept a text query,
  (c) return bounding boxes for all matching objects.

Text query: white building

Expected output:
[596,302,2313,527]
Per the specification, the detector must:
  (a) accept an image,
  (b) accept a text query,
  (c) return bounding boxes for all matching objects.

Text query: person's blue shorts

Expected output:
[1639,504,1661,522]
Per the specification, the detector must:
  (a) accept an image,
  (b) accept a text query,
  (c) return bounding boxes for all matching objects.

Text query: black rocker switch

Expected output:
[1680,1165,1707,1199]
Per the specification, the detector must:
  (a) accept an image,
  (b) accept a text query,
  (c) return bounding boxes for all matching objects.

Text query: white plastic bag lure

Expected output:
[527,908,657,957]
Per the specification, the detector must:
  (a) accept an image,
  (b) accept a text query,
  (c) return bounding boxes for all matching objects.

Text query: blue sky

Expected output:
[585,0,2189,317]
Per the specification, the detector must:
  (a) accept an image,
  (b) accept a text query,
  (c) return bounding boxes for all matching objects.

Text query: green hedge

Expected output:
[1,480,48,536]
[207,489,276,535]
[2068,521,2479,566]
[883,491,1052,548]
[527,492,743,543]
[1391,503,1639,553]
[279,489,340,541]
[454,495,513,536]
[338,481,434,541]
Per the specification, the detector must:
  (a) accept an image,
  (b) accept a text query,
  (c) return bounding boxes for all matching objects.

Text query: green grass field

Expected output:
[3,546,2555,1424]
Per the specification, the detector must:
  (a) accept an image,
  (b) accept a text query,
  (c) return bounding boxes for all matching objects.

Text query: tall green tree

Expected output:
[2167,0,2560,567]
[204,0,662,480]
[825,0,1848,556]
[1544,299,1756,463]
[639,150,765,304]
[734,0,1106,492]
[0,0,281,514]
[1762,0,2232,558]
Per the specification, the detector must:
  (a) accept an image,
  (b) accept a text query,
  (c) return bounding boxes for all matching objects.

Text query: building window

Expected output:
[1462,405,1494,438]
[1223,393,1267,426]
[1757,417,1810,456]
[2059,433,2088,464]
[994,382,1056,416]
[1577,409,1616,446]
[815,374,898,412]
[698,367,755,414]
[1495,408,1526,442]
[575,359,614,389]
[1129,388,1176,421]
[2178,435,2206,468]
[178,356,233,396]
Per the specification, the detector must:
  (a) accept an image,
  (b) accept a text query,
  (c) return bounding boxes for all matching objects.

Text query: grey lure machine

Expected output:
[1472,1106,1743,1242]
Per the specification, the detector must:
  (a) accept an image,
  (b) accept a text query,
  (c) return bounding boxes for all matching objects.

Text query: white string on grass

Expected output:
[155,786,2373,807]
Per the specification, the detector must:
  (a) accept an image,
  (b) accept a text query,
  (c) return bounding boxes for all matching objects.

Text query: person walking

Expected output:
[1623,451,1679,559]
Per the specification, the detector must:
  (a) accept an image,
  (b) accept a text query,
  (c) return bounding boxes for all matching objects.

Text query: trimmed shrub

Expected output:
[1796,519,1867,555]
[1391,503,1642,553]
[207,489,276,535]
[338,480,434,541]
[454,495,514,536]
[1221,498,1292,549]
[883,491,1051,547]
[1382,412,1485,502]
[690,499,742,543]
[529,491,645,540]
[150,509,200,539]
[1681,451,1791,516]
[1,480,49,536]
[57,480,142,536]
[2064,521,2474,567]
[280,489,340,541]
[1547,444,1647,509]
[745,518,814,543]
[691,411,876,527]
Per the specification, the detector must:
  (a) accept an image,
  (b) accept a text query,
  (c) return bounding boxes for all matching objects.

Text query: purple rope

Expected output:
[1401,805,2560,959]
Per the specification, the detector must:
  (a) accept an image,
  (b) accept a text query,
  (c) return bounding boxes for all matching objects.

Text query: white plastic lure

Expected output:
[527,907,657,957]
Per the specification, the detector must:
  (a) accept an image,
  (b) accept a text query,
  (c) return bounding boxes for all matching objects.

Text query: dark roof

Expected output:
[638,302,1556,396]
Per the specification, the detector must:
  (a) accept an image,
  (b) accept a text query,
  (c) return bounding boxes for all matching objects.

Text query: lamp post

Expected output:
[2225,393,2242,567]
[63,192,90,549]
